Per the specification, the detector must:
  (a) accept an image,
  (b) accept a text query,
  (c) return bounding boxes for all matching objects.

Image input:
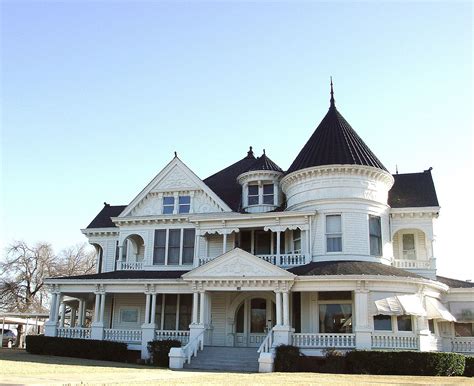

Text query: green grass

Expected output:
[0,349,471,385]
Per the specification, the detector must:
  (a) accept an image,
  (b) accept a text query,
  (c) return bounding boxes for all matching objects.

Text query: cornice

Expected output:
[81,228,119,237]
[237,170,283,185]
[390,207,440,219]
[281,164,394,193]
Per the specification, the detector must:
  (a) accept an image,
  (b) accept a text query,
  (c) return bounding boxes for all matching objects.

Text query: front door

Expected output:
[235,297,275,347]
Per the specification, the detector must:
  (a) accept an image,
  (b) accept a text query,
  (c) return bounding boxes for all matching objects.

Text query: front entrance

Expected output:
[235,297,276,347]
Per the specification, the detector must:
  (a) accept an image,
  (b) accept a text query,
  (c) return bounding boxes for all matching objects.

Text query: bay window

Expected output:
[326,214,342,252]
[369,215,382,256]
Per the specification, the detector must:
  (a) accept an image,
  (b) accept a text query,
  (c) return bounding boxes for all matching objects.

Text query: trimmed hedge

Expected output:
[274,345,467,376]
[464,356,474,377]
[25,335,128,362]
[147,339,182,367]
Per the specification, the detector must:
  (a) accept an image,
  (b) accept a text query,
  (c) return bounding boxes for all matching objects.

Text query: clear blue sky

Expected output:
[1,1,472,279]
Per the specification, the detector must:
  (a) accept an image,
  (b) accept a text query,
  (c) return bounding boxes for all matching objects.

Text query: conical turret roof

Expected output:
[248,151,283,173]
[287,81,387,174]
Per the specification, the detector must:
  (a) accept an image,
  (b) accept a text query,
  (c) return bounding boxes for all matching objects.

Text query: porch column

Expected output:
[354,286,371,350]
[192,292,199,324]
[150,293,157,325]
[144,293,151,324]
[70,306,77,328]
[276,231,281,263]
[222,233,227,254]
[49,293,57,321]
[60,303,66,327]
[54,294,62,324]
[93,293,101,323]
[273,181,279,206]
[100,293,106,323]
[45,292,59,337]
[199,291,206,325]
[282,291,290,326]
[275,291,282,326]
[77,299,84,327]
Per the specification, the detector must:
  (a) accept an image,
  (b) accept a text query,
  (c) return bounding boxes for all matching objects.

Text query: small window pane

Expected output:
[326,215,341,233]
[397,315,412,331]
[248,185,258,195]
[168,229,180,264]
[369,215,382,256]
[374,315,392,331]
[179,196,190,204]
[263,195,274,204]
[153,230,166,265]
[263,184,273,194]
[248,196,259,205]
[182,229,195,264]
[163,196,175,214]
[163,197,174,205]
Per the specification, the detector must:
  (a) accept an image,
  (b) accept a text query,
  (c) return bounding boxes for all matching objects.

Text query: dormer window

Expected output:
[263,184,274,204]
[162,196,175,214]
[179,196,191,213]
[248,185,259,205]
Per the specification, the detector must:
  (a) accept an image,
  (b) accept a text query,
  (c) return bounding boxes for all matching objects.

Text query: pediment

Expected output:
[182,248,295,279]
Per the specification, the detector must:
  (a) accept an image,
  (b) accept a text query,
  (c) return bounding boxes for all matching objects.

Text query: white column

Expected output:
[258,181,263,205]
[243,183,248,208]
[70,307,77,328]
[222,233,227,254]
[60,304,66,327]
[192,292,199,324]
[144,293,151,324]
[81,300,86,326]
[276,231,281,261]
[93,293,101,323]
[354,289,372,350]
[273,181,279,206]
[100,293,106,323]
[54,294,62,324]
[283,291,290,326]
[199,291,205,325]
[49,293,57,321]
[150,293,157,325]
[77,300,83,327]
[275,291,282,326]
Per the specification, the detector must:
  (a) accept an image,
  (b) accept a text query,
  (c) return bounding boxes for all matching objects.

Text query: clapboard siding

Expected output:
[110,294,146,329]
[210,293,227,346]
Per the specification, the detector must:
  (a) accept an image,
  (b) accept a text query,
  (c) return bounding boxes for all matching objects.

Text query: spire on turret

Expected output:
[330,76,335,108]
[247,146,254,158]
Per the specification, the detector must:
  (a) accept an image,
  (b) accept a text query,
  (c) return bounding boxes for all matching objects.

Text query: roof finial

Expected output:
[396,164,399,174]
[263,149,266,155]
[174,151,177,158]
[330,76,335,108]
[247,146,254,158]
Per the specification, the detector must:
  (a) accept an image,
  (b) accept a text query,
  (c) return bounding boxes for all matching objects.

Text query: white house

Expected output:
[44,84,473,372]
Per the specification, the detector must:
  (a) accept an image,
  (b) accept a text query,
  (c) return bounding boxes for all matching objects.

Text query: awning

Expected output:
[374,294,426,317]
[426,298,456,322]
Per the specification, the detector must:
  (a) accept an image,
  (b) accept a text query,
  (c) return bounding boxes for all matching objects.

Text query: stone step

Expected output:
[183,346,260,372]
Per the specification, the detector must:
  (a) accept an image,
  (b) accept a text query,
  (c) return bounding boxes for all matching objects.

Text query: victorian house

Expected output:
[44,84,473,372]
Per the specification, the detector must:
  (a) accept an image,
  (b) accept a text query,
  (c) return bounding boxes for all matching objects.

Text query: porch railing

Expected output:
[103,329,142,343]
[182,329,205,364]
[57,327,91,339]
[371,334,418,350]
[155,330,190,344]
[452,337,474,353]
[292,333,356,349]
[393,258,435,270]
[257,329,274,354]
[116,261,144,270]
[199,253,307,267]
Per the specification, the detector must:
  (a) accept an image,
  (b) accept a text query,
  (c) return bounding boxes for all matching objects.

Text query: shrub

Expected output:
[464,356,474,377]
[147,339,182,367]
[346,351,465,376]
[274,345,301,372]
[25,335,128,362]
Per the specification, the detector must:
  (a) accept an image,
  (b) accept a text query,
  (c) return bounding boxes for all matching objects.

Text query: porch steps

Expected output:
[183,346,259,372]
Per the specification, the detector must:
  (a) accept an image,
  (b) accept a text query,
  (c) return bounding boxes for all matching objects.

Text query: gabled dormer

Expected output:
[237,150,284,213]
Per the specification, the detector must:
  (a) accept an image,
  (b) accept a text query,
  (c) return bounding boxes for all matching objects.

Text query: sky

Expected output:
[1,1,472,280]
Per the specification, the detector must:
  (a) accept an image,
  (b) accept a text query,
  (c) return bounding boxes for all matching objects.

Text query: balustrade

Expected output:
[393,259,435,269]
[103,329,142,343]
[56,327,91,339]
[452,337,474,353]
[199,253,306,267]
[292,333,356,348]
[116,261,144,270]
[155,330,190,344]
[371,334,418,350]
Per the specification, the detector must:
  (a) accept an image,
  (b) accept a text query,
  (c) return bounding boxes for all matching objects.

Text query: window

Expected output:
[179,196,191,213]
[250,298,267,333]
[397,315,412,331]
[263,184,274,205]
[119,308,139,325]
[369,215,382,256]
[374,315,392,331]
[154,294,193,331]
[293,229,301,253]
[153,228,195,265]
[319,304,352,333]
[178,294,193,330]
[164,294,178,330]
[163,196,175,214]
[235,303,245,333]
[248,185,259,205]
[326,215,342,252]
[428,319,435,334]
[402,234,416,259]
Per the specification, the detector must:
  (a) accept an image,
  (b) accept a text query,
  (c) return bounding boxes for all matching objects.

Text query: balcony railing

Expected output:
[292,333,356,348]
[393,258,435,270]
[155,330,190,344]
[104,328,142,343]
[57,327,91,339]
[199,253,307,267]
[116,261,144,270]
[452,337,474,353]
[371,333,418,350]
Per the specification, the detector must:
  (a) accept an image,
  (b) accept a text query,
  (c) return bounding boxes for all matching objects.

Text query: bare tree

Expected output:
[54,243,96,277]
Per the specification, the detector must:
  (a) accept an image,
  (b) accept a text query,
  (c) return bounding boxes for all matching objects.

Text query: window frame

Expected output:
[248,184,259,206]
[153,228,195,266]
[325,214,343,253]
[317,293,353,334]
[178,195,191,214]
[118,307,140,326]
[262,183,274,205]
[292,229,301,254]
[369,215,382,256]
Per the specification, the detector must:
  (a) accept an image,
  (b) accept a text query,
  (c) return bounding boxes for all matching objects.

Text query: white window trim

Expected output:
[247,184,259,206]
[316,294,353,334]
[292,229,302,254]
[247,181,277,207]
[398,230,419,261]
[154,228,195,266]
[368,214,382,257]
[371,315,415,333]
[325,213,343,254]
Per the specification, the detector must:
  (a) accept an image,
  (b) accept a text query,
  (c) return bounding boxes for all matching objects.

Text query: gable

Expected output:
[182,248,295,279]
[120,156,233,217]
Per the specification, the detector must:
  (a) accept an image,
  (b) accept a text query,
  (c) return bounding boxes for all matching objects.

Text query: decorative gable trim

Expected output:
[120,156,232,217]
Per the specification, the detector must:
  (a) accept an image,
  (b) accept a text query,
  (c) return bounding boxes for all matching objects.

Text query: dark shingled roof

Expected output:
[287,91,387,174]
[248,152,283,173]
[288,260,421,279]
[388,169,439,208]
[51,270,188,280]
[203,147,257,211]
[436,276,474,288]
[86,204,127,229]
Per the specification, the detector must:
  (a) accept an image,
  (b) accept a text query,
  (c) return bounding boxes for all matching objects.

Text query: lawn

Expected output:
[0,349,471,385]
